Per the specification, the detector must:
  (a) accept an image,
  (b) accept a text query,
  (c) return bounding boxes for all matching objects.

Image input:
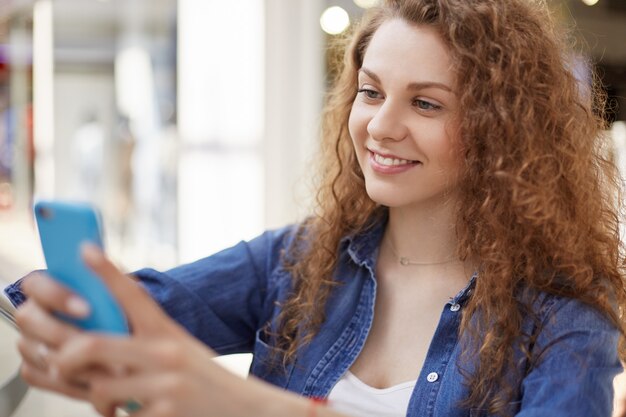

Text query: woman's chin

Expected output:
[364,188,409,208]
[364,184,456,210]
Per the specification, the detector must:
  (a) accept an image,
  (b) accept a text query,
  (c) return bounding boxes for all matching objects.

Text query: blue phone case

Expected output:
[34,200,129,334]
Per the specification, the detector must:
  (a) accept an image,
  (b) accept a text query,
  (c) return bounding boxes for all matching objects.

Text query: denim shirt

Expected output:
[4,220,621,417]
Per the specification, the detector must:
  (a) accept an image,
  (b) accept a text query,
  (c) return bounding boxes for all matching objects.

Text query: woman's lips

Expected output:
[368,150,421,174]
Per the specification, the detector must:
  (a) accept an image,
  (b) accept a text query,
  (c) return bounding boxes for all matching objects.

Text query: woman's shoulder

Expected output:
[246,221,306,255]
[522,287,619,336]
[241,221,315,274]
[514,289,621,417]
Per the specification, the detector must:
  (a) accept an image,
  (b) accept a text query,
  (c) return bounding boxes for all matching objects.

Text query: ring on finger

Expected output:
[35,343,50,370]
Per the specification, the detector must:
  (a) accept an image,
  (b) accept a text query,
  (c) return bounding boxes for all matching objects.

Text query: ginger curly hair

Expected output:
[272,0,626,414]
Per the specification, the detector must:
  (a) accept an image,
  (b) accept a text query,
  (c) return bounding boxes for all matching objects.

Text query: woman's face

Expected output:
[349,19,462,210]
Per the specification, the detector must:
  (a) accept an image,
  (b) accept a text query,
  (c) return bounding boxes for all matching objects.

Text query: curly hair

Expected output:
[272,0,626,414]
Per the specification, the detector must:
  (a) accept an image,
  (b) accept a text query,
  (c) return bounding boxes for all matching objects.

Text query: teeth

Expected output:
[373,152,414,166]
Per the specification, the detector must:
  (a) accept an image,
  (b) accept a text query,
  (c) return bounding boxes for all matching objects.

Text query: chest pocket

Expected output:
[249,328,294,388]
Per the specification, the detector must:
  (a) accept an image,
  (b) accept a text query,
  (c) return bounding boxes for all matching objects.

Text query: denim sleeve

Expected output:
[3,226,294,356]
[132,226,294,355]
[4,277,28,307]
[517,297,621,417]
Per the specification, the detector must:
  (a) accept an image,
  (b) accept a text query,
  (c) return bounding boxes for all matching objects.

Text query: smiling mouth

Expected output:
[370,151,421,167]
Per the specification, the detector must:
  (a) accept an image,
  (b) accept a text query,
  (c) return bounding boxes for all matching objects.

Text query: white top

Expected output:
[327,371,416,417]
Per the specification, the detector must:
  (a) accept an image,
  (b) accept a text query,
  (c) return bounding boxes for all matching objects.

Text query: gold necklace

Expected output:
[386,236,459,266]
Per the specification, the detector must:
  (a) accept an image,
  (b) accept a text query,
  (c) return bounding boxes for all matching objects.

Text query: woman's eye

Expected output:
[357,88,381,100]
[414,99,441,111]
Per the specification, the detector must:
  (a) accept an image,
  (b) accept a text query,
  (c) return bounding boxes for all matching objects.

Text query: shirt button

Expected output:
[450,303,461,312]
[426,372,439,383]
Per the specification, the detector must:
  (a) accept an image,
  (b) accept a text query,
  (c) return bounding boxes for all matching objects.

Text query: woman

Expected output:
[6,0,625,416]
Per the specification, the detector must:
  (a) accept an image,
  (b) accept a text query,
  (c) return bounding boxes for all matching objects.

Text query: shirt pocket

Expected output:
[249,328,293,387]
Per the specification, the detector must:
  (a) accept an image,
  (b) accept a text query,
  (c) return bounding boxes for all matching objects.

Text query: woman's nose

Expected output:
[367,101,409,142]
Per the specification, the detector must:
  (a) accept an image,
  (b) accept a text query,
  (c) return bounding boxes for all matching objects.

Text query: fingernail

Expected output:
[81,243,103,262]
[67,297,90,317]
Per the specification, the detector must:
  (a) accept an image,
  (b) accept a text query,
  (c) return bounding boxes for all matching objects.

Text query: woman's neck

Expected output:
[385,199,459,264]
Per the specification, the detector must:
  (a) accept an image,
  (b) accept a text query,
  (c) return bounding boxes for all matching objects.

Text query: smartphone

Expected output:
[33,200,129,334]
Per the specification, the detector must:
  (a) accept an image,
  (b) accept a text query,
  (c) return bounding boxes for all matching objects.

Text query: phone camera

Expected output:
[37,206,54,220]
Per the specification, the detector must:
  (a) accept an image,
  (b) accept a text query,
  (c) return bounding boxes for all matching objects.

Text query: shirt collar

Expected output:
[451,272,478,306]
[342,210,388,270]
[341,210,478,303]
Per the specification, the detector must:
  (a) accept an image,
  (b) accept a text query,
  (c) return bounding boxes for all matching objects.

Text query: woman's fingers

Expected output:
[53,335,197,416]
[81,244,168,334]
[17,336,51,372]
[20,362,89,401]
[15,300,80,348]
[88,373,195,417]
[18,335,99,394]
[21,271,90,318]
[55,334,189,378]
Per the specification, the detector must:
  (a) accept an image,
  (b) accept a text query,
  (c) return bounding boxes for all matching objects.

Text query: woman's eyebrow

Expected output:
[357,67,382,83]
[407,81,453,93]
[358,67,454,93]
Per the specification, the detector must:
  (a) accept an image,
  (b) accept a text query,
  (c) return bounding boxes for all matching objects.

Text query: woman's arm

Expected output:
[7,226,295,355]
[516,297,621,417]
[16,245,349,417]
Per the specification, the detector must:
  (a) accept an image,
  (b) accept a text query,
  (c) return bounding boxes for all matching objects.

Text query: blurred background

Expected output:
[0,0,624,415]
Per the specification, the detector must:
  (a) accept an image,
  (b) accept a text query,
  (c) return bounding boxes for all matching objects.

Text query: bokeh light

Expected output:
[320,6,350,35]
[353,0,380,8]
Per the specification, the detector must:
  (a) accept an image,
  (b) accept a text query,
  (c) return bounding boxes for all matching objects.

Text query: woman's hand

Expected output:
[15,270,93,400]
[45,245,309,417]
